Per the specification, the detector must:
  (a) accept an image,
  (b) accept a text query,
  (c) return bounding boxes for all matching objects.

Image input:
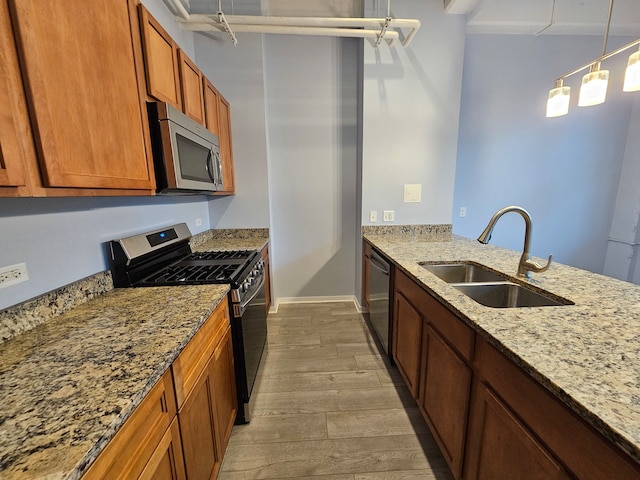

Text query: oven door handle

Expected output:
[240,273,266,312]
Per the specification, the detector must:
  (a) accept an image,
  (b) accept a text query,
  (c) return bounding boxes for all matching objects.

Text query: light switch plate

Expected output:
[383,210,395,222]
[403,184,422,203]
[369,211,377,222]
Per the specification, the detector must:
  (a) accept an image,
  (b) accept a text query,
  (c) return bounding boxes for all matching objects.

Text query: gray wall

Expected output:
[452,34,636,275]
[361,0,466,226]
[263,36,360,303]
[0,0,212,311]
[193,34,271,228]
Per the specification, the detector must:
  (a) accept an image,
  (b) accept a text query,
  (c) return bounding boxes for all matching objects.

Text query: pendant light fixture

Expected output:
[623,47,640,92]
[545,0,640,118]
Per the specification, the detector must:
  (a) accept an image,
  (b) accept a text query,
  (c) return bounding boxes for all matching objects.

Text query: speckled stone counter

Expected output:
[0,284,229,480]
[364,233,640,463]
[191,228,269,252]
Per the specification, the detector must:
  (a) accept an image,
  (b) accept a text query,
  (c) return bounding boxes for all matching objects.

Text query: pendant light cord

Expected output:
[602,0,614,56]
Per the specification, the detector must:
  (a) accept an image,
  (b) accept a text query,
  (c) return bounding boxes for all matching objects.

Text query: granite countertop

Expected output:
[0,228,271,479]
[364,233,640,463]
[0,284,229,480]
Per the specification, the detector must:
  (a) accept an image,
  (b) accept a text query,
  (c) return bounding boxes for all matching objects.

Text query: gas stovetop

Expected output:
[108,223,260,289]
[138,250,257,286]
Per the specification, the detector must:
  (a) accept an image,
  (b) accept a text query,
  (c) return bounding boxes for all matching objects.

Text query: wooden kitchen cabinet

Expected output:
[392,270,425,398]
[204,78,236,194]
[0,0,28,193]
[7,0,155,193]
[419,323,472,479]
[178,50,206,124]
[261,244,272,313]
[393,268,474,478]
[84,371,183,480]
[173,301,237,480]
[464,337,640,480]
[138,5,182,109]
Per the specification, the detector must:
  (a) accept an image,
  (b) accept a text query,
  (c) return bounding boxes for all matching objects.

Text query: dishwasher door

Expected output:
[369,249,391,355]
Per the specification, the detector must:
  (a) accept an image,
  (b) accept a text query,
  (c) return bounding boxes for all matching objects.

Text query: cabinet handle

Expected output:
[0,144,5,170]
[159,392,168,413]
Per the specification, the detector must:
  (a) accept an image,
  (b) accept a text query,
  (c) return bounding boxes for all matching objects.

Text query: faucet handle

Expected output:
[523,254,553,273]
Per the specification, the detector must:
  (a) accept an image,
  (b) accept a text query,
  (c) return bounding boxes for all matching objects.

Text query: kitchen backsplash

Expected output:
[0,271,113,344]
[362,224,452,241]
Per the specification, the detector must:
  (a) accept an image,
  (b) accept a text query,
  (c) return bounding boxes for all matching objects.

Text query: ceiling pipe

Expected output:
[179,22,401,45]
[168,0,420,47]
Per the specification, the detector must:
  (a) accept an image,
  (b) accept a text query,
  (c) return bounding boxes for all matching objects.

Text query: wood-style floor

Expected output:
[219,302,454,480]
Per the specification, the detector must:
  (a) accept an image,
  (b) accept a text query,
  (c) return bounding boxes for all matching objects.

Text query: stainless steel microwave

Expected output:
[147,102,223,194]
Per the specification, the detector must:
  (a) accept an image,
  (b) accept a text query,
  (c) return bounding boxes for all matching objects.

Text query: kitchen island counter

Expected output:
[364,233,640,465]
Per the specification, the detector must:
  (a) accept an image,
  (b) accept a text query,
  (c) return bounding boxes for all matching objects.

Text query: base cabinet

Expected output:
[390,266,640,480]
[84,301,236,480]
[393,269,473,478]
[464,337,640,480]
[419,325,472,478]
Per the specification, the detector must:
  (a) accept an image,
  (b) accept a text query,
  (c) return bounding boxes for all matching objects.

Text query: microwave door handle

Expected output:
[215,150,223,188]
[205,148,217,185]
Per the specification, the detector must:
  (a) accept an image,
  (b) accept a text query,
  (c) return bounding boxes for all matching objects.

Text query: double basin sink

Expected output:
[419,262,573,308]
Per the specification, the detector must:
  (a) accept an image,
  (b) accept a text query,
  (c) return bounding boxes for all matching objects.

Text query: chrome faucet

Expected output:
[477,206,552,279]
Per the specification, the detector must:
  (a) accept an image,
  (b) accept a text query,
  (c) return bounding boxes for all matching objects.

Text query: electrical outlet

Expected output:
[459,207,467,218]
[0,263,29,289]
[369,211,377,222]
[383,210,395,222]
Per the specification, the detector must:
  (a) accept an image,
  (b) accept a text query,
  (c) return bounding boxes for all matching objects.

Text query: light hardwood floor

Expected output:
[218,302,454,480]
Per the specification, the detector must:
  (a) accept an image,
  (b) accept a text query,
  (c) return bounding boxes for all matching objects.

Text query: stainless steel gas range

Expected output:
[108,223,267,424]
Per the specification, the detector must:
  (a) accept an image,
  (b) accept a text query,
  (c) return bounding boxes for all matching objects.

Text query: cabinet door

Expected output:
[138,5,182,109]
[216,95,236,194]
[465,384,570,480]
[203,78,221,136]
[178,50,205,124]
[178,366,221,480]
[8,0,155,190]
[210,325,237,458]
[83,372,177,480]
[392,289,422,397]
[138,418,186,480]
[0,0,27,189]
[419,325,472,479]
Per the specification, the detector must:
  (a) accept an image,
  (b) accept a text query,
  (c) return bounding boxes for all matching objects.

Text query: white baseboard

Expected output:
[271,295,365,314]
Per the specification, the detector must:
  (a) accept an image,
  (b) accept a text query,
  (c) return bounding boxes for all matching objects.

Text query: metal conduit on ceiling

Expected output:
[168,0,421,47]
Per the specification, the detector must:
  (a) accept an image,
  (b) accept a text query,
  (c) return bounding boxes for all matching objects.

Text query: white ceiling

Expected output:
[446,0,640,36]
[183,0,640,36]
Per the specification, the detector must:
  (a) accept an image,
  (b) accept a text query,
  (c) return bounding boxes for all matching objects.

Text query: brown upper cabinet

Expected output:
[0,0,28,193]
[6,0,155,195]
[204,79,236,194]
[138,5,182,110]
[178,50,206,124]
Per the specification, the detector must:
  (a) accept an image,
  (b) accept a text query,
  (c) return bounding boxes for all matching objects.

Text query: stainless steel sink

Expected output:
[452,282,573,308]
[419,261,506,283]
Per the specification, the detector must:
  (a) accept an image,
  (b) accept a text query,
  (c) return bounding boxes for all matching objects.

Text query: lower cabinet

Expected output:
[391,267,640,480]
[393,269,473,478]
[464,337,640,480]
[84,300,236,480]
[83,371,183,480]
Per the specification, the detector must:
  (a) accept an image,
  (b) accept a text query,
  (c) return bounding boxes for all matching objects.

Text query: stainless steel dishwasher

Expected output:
[368,249,392,355]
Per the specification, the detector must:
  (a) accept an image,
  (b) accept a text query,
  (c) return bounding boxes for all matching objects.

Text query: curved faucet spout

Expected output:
[476,206,552,279]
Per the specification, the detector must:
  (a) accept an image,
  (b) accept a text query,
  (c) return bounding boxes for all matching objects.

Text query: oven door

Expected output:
[231,270,268,424]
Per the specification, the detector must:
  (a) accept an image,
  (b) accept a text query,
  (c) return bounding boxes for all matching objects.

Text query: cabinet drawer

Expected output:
[172,301,230,407]
[422,289,474,362]
[84,370,176,480]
